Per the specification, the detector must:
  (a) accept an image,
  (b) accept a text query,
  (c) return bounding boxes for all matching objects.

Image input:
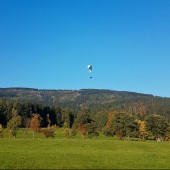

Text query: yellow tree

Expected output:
[7,109,22,138]
[30,114,41,139]
[137,120,148,140]
[103,111,117,136]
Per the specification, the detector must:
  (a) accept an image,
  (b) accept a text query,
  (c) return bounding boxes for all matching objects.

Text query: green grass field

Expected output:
[0,129,170,169]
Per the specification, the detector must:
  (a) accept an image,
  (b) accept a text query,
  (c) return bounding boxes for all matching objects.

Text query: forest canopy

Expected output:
[0,88,170,140]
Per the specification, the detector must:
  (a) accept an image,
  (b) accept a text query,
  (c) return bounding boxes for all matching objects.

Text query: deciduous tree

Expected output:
[30,114,41,139]
[7,110,22,138]
[137,120,148,140]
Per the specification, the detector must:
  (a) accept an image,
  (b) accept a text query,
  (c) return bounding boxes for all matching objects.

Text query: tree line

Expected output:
[0,99,170,141]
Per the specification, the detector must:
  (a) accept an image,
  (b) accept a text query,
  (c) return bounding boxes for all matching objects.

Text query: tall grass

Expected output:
[0,128,170,169]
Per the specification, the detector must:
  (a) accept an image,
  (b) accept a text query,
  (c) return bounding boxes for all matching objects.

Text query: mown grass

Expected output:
[0,128,170,169]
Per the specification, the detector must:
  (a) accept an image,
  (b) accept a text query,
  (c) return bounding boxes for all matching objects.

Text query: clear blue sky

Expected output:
[0,0,170,97]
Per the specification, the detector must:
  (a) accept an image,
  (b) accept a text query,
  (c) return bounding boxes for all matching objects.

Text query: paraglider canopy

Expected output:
[87,64,92,73]
[87,64,93,79]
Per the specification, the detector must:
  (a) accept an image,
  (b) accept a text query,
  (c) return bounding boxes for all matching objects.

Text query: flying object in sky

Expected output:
[87,64,93,79]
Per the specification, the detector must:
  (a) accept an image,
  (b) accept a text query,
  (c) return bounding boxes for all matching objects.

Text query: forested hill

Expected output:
[0,88,170,119]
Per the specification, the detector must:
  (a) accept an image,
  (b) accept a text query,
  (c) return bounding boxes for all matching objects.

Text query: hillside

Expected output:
[0,88,170,120]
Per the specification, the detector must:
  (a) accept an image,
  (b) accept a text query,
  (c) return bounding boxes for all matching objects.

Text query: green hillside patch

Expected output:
[0,138,169,169]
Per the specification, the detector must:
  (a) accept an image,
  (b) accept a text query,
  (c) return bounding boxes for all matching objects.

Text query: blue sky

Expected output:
[0,0,170,97]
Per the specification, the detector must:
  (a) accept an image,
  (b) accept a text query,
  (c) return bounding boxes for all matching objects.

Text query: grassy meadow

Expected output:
[0,128,170,169]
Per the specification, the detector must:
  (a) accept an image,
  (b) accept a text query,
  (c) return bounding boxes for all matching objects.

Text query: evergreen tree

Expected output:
[145,114,169,140]
[110,112,139,139]
[75,107,98,138]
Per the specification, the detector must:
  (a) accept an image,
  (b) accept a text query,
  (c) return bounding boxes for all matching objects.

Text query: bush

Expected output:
[64,128,77,138]
[70,128,77,137]
[41,127,55,138]
[102,127,114,137]
[64,128,69,137]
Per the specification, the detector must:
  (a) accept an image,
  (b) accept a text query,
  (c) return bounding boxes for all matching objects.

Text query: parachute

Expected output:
[87,64,92,78]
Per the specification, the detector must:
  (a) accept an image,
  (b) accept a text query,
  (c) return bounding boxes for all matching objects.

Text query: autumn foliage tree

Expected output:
[137,120,148,140]
[7,111,22,138]
[30,114,41,139]
[103,111,117,136]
